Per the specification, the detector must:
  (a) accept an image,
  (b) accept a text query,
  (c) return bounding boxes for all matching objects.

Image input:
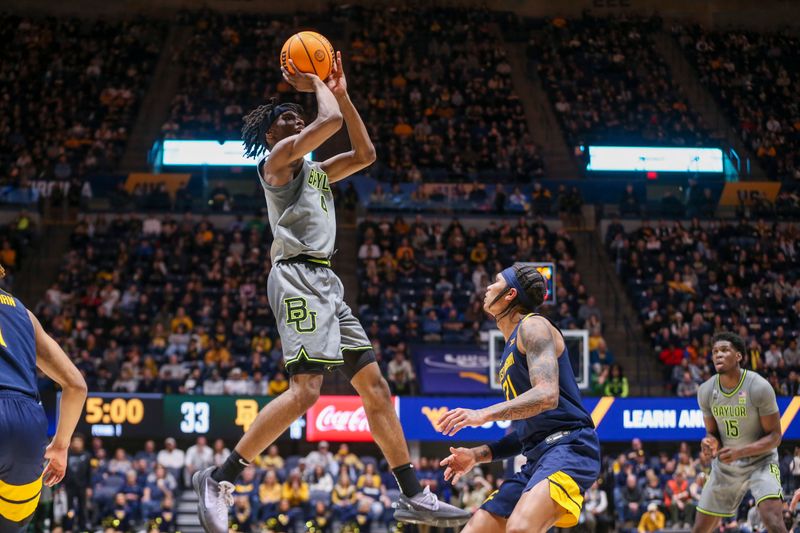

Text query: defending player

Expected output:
[0,267,87,532]
[192,54,469,533]
[692,332,787,533]
[437,263,601,533]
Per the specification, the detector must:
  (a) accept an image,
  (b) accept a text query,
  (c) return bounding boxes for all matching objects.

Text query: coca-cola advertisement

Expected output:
[306,395,398,442]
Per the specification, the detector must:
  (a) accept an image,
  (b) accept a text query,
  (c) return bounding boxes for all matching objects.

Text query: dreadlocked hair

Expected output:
[491,262,548,321]
[241,98,304,159]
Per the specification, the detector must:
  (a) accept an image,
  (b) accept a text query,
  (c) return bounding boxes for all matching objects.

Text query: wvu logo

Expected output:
[422,406,448,430]
[285,298,317,333]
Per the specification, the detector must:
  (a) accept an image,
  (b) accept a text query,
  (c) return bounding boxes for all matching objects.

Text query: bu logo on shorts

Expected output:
[284,297,317,333]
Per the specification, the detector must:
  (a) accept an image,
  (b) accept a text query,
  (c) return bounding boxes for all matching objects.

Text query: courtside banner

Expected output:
[719,182,781,206]
[306,395,399,442]
[415,346,492,394]
[396,397,800,442]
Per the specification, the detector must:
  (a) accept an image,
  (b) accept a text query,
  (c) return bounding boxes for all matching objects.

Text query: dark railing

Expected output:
[585,229,655,395]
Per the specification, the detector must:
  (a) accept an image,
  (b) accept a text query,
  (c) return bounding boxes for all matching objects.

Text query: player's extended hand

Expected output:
[437,408,487,437]
[42,442,68,487]
[440,447,477,485]
[701,435,719,458]
[325,51,347,97]
[717,446,741,464]
[790,488,800,512]
[281,59,320,93]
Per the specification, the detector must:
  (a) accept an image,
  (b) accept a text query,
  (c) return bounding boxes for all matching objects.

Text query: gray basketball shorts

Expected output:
[697,456,783,517]
[267,261,372,375]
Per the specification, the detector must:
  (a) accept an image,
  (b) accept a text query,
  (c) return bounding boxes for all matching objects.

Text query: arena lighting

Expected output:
[586,146,723,173]
[160,140,312,166]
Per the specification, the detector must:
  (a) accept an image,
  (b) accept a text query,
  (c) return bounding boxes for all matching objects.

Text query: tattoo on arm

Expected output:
[483,318,560,421]
[475,445,492,463]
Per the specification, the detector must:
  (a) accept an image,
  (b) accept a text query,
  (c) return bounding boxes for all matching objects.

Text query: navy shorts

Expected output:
[481,427,601,528]
[0,391,48,528]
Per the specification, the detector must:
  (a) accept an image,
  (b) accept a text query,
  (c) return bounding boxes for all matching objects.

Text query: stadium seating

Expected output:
[608,219,800,394]
[355,215,612,391]
[674,25,800,181]
[345,7,543,183]
[0,15,165,187]
[532,16,710,153]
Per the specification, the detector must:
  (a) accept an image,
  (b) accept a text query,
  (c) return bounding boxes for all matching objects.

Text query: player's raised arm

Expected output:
[28,310,87,486]
[263,60,342,182]
[319,51,377,183]
[438,316,559,436]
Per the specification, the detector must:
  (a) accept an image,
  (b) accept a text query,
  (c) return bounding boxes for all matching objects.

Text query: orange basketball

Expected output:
[280,31,335,81]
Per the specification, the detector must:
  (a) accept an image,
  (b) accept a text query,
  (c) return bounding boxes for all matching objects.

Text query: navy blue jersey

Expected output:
[0,290,37,398]
[496,313,593,453]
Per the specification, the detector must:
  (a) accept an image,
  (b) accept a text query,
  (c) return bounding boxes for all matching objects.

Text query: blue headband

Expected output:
[500,266,546,310]
[265,103,297,131]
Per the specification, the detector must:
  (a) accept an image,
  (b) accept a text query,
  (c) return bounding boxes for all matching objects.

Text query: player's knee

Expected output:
[506,517,533,533]
[360,376,392,407]
[761,511,785,533]
[289,377,322,409]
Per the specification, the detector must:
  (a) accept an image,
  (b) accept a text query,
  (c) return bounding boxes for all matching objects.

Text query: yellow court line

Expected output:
[591,397,615,427]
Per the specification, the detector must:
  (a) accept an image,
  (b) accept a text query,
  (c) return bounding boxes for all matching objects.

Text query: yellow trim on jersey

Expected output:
[284,346,345,367]
[756,493,783,506]
[547,471,584,528]
[718,369,747,397]
[0,476,42,502]
[0,475,42,522]
[696,507,735,518]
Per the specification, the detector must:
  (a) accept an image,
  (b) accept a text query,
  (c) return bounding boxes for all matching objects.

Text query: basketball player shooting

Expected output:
[192,52,470,533]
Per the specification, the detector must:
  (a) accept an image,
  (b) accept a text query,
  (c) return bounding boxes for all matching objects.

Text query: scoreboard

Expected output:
[64,393,303,440]
[526,262,556,305]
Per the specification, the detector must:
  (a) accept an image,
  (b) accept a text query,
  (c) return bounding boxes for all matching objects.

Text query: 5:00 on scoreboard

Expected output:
[60,393,302,440]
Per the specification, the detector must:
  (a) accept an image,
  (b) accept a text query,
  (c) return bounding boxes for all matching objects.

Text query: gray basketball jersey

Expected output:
[697,369,780,467]
[258,158,336,263]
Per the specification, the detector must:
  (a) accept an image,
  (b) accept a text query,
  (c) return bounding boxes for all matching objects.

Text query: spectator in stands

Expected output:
[676,371,700,397]
[258,469,282,521]
[584,480,610,532]
[306,441,339,477]
[604,364,630,397]
[202,369,225,395]
[638,502,666,532]
[666,470,694,527]
[66,434,92,529]
[620,474,643,525]
[332,470,358,522]
[212,439,230,467]
[387,349,416,395]
[268,371,289,396]
[309,465,335,494]
[620,185,641,217]
[282,470,310,517]
[578,295,602,326]
[157,438,185,482]
[184,437,214,487]
[258,445,284,473]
